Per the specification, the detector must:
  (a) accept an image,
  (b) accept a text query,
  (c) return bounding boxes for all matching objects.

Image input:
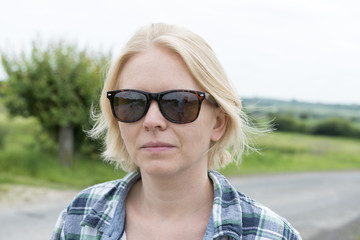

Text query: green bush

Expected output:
[0,124,8,148]
[273,114,305,132]
[311,118,353,136]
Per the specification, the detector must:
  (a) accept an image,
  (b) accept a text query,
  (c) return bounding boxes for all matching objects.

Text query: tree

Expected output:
[1,40,110,166]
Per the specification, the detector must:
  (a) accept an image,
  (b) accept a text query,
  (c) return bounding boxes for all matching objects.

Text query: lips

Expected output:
[141,141,175,152]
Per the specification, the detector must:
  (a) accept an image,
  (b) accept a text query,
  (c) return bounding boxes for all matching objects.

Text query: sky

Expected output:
[1,0,359,104]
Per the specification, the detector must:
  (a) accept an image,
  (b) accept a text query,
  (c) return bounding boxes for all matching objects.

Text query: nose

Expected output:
[142,101,167,130]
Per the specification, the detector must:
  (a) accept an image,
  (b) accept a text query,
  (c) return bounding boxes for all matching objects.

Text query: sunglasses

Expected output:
[107,89,217,124]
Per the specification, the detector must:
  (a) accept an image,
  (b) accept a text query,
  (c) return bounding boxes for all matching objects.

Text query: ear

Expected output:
[211,110,228,142]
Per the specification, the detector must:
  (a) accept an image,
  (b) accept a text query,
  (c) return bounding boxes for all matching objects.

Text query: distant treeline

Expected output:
[243,98,360,138]
[243,98,360,120]
[270,114,360,137]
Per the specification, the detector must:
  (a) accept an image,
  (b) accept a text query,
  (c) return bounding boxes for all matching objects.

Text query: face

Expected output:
[117,45,227,177]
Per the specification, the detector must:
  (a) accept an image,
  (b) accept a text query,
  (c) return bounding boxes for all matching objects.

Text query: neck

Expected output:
[133,168,214,220]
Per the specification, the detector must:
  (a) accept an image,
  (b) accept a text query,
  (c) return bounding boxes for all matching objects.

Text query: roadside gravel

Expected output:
[0,184,78,213]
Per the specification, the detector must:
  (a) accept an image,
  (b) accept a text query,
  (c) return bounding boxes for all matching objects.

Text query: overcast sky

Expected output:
[1,0,359,104]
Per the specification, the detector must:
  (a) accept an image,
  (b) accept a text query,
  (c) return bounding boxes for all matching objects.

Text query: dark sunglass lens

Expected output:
[161,92,199,123]
[113,91,147,122]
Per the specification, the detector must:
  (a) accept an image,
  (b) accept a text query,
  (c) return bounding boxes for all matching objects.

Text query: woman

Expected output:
[52,23,301,240]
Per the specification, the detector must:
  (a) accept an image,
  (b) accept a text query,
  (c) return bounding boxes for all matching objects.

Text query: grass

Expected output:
[220,132,360,176]
[0,110,126,189]
[1,106,360,188]
[0,149,126,189]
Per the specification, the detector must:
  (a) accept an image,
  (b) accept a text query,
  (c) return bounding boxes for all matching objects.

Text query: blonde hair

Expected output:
[88,23,257,172]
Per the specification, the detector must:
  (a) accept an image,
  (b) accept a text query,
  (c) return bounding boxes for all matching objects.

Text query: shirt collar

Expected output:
[209,170,243,239]
[81,171,141,238]
[80,170,243,239]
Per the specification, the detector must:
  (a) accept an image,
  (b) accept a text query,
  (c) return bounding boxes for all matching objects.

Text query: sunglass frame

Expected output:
[107,89,216,124]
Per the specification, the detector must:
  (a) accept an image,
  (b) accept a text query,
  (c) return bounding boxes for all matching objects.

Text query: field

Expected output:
[221,132,360,176]
[1,106,360,188]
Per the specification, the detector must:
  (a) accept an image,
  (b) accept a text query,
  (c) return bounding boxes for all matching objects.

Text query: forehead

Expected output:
[117,46,202,92]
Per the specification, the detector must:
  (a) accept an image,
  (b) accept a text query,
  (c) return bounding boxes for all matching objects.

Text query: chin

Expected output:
[139,161,184,177]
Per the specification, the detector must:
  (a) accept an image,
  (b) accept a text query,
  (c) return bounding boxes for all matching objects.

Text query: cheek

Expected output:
[180,123,213,153]
[118,123,135,153]
[191,110,218,149]
[118,123,125,140]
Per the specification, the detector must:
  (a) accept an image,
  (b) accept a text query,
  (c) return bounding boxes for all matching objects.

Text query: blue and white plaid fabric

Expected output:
[52,170,301,240]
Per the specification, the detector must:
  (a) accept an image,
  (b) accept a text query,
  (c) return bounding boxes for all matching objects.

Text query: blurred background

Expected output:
[0,0,359,239]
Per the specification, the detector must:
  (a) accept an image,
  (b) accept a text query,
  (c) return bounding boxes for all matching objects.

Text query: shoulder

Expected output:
[208,171,301,240]
[52,171,141,239]
[66,171,140,214]
[69,179,122,207]
[51,171,140,239]
[236,191,301,239]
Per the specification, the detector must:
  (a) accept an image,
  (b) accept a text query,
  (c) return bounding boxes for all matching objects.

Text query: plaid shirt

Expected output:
[52,171,301,240]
